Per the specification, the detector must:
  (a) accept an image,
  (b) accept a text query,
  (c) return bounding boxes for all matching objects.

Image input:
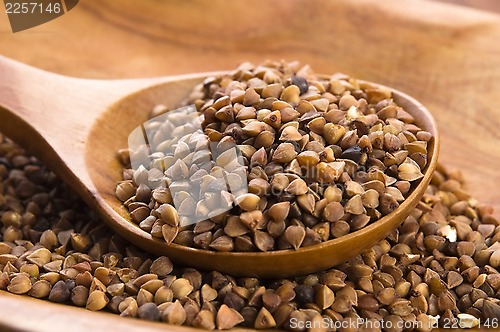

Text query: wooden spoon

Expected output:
[0,56,439,278]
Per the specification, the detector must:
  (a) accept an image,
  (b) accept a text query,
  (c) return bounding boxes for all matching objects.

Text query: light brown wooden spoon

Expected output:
[0,56,439,278]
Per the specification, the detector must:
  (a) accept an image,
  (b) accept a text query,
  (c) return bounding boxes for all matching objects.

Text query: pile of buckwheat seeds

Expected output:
[117,61,433,251]
[1,135,500,330]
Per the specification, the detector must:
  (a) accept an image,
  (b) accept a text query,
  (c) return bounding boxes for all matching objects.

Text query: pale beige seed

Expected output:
[339,94,358,110]
[272,143,298,163]
[115,181,136,202]
[216,304,244,329]
[361,189,379,209]
[268,202,290,223]
[457,313,480,328]
[284,226,306,250]
[107,283,125,297]
[285,178,308,196]
[162,300,187,325]
[137,288,154,307]
[156,204,179,227]
[280,85,301,104]
[171,278,194,298]
[279,126,302,141]
[323,123,346,145]
[201,284,218,302]
[398,162,424,181]
[344,195,365,215]
[490,250,500,267]
[296,151,320,167]
[240,210,263,230]
[315,284,335,309]
[162,224,179,245]
[29,280,51,298]
[310,98,329,112]
[254,307,276,329]
[345,181,364,197]
[235,193,260,212]
[155,286,173,305]
[263,110,282,129]
[270,173,289,193]
[315,161,345,183]
[27,248,52,267]
[7,274,32,294]
[192,310,216,330]
[43,260,62,273]
[324,186,342,202]
[86,290,109,311]
[119,297,139,317]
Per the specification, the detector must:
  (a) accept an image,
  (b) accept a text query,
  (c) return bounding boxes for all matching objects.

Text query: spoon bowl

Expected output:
[0,57,439,278]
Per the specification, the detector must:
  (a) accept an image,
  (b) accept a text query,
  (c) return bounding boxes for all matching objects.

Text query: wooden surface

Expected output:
[433,0,500,13]
[0,0,500,331]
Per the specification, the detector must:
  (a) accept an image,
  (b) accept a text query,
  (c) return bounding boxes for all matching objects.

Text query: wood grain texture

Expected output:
[0,0,499,331]
[0,292,207,332]
[434,0,500,14]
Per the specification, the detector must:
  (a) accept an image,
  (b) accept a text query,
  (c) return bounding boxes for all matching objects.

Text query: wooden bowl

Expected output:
[87,77,439,278]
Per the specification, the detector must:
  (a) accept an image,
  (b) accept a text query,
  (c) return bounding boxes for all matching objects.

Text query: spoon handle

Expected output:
[0,56,170,186]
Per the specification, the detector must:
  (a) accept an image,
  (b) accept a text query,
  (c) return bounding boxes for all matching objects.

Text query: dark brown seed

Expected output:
[209,235,234,252]
[340,145,362,163]
[291,76,309,95]
[137,303,160,321]
[48,280,70,303]
[224,292,245,312]
[254,231,274,252]
[70,285,89,307]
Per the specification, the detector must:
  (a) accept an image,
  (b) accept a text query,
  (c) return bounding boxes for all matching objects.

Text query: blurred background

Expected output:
[435,0,500,13]
[1,0,499,217]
